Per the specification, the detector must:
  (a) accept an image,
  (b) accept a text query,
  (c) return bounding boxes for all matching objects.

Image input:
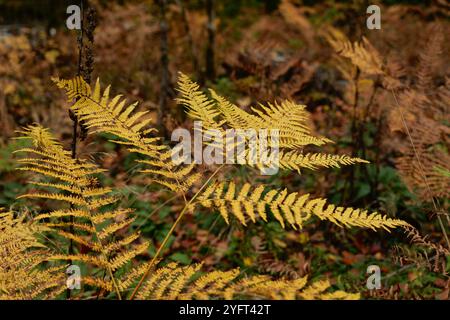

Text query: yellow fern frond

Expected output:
[136,262,359,300]
[195,181,409,231]
[176,73,223,130]
[298,279,359,300]
[178,75,332,149]
[0,209,65,300]
[325,28,384,77]
[15,125,149,298]
[175,73,369,178]
[53,76,199,194]
[277,151,369,172]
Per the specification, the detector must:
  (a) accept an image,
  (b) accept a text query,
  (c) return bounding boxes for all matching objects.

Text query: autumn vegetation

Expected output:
[0,0,449,300]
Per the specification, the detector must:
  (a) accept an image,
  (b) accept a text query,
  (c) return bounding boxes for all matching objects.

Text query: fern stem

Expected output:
[129,164,225,300]
[107,265,122,300]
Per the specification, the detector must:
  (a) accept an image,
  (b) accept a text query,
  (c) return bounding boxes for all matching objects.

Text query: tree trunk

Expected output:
[205,0,215,81]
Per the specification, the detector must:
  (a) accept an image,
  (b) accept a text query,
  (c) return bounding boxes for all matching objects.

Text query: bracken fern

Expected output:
[0,72,411,300]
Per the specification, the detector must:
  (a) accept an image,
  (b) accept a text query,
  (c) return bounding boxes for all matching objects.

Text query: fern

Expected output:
[325,27,450,254]
[15,125,150,298]
[325,29,383,76]
[53,75,409,231]
[178,73,332,149]
[136,262,359,300]
[0,209,65,300]
[416,24,443,90]
[277,152,368,173]
[53,75,407,232]
[52,76,200,194]
[53,75,369,195]
[324,27,401,90]
[178,73,367,172]
[49,73,411,300]
[194,181,409,231]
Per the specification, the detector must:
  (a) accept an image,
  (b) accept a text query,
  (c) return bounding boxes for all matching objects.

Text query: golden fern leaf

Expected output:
[195,181,409,231]
[53,76,200,194]
[276,151,369,172]
[325,28,383,76]
[177,74,332,149]
[176,72,224,131]
[176,74,366,175]
[135,262,359,300]
[0,209,65,300]
[213,90,333,148]
[15,125,149,298]
[298,279,359,300]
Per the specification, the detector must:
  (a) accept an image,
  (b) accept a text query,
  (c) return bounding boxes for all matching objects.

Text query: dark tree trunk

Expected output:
[158,0,169,135]
[177,0,199,79]
[205,0,215,81]
[68,0,96,299]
